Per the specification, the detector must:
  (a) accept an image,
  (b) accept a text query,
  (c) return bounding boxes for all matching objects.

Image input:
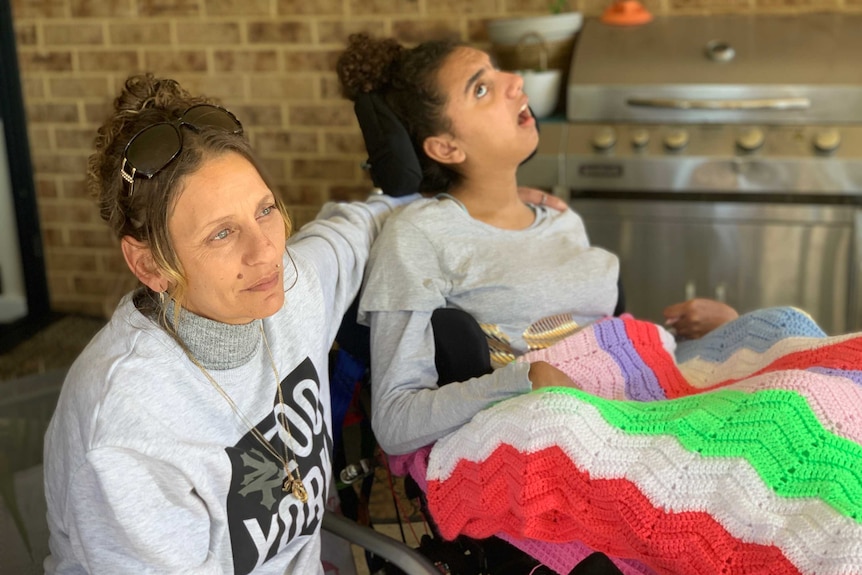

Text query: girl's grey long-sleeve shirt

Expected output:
[358,197,619,455]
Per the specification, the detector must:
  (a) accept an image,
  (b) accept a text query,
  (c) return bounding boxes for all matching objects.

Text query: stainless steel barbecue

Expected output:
[518,13,862,334]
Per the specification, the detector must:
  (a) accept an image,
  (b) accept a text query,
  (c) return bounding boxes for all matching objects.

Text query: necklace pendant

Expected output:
[282,476,308,502]
[292,480,309,503]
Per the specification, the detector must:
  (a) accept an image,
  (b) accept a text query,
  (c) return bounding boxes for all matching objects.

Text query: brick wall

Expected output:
[9,0,856,317]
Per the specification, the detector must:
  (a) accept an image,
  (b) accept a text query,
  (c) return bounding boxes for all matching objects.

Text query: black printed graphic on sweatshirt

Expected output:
[225,357,332,575]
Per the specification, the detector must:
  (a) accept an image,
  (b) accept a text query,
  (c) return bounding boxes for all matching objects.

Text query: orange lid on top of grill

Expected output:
[601,0,653,26]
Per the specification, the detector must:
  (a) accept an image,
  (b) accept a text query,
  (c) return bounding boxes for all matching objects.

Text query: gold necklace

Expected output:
[186,321,308,503]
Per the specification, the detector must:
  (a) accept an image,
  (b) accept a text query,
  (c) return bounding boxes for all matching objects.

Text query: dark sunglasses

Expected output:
[120,104,243,197]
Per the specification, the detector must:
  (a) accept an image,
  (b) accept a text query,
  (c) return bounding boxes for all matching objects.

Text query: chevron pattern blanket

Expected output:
[422,308,862,575]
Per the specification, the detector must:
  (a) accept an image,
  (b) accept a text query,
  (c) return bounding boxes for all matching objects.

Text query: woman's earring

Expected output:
[158,291,167,307]
[276,263,281,269]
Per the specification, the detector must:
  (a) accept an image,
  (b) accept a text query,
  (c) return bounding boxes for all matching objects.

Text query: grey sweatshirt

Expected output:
[358,196,619,455]
[42,194,411,575]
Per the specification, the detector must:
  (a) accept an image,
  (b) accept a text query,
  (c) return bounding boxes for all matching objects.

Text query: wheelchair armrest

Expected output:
[321,511,440,575]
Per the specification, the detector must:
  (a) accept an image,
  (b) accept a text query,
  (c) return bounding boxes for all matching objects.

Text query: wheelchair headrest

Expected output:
[354,92,422,197]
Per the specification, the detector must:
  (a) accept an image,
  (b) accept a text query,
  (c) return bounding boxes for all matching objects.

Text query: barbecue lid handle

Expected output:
[626,97,811,110]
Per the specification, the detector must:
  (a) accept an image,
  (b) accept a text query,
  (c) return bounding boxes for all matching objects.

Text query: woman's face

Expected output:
[168,152,286,325]
[433,46,539,168]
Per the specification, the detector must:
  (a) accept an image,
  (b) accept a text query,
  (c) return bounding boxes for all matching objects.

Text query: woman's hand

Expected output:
[517,187,568,212]
[663,298,739,339]
[528,360,576,390]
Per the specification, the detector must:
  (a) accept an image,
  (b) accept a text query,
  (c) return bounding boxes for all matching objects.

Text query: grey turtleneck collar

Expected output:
[165,300,261,371]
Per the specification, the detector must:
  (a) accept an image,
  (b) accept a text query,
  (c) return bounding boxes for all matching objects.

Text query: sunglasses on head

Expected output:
[120,104,243,197]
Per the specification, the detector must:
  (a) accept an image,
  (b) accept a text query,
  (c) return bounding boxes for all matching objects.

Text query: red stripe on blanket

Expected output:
[427,444,800,575]
[622,319,692,399]
[623,319,862,398]
[744,336,862,380]
[690,336,862,393]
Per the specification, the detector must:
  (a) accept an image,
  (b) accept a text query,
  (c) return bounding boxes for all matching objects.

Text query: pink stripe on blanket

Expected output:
[518,325,628,399]
[710,370,862,444]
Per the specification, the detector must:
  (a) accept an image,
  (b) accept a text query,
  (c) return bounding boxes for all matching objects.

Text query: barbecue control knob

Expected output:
[664,129,689,151]
[736,128,765,153]
[592,127,617,151]
[631,129,650,149]
[813,129,841,154]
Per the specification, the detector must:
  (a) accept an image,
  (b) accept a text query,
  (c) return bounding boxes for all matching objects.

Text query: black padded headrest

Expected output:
[354,92,422,197]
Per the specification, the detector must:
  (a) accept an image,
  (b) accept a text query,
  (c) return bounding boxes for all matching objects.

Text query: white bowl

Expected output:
[488,12,583,46]
[518,69,562,118]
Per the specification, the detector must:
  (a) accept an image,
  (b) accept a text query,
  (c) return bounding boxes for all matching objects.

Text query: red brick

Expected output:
[348,0,420,15]
[28,126,51,150]
[143,50,208,73]
[27,103,80,123]
[32,153,89,176]
[504,0,565,11]
[329,184,374,202]
[320,75,345,100]
[108,22,171,45]
[288,104,354,127]
[278,183,326,204]
[175,21,242,44]
[18,51,74,72]
[324,131,365,154]
[277,0,344,14]
[55,128,97,150]
[21,77,45,99]
[84,102,113,125]
[206,0,273,15]
[49,77,111,99]
[43,23,105,45]
[59,177,89,199]
[317,19,388,44]
[248,21,313,44]
[253,131,319,154]
[257,157,288,184]
[15,23,37,46]
[10,0,66,18]
[46,250,100,272]
[228,104,284,127]
[214,50,279,72]
[428,0,496,13]
[168,75,246,100]
[67,228,118,249]
[248,76,316,101]
[292,157,357,179]
[393,19,463,43]
[138,0,201,17]
[40,200,100,225]
[282,49,341,72]
[79,50,140,72]
[35,179,60,200]
[70,0,136,17]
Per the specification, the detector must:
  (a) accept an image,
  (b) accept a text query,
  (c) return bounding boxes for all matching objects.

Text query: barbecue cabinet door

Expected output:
[570,198,856,335]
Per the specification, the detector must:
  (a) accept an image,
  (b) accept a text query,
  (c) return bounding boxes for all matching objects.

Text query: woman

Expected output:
[40,73,419,575]
[43,72,554,575]
[336,34,737,457]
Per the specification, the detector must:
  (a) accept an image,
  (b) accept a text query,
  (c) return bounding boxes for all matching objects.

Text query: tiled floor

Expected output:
[0,314,427,574]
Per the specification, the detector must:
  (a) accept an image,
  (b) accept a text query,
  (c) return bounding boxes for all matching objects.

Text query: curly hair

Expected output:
[88,73,290,319]
[336,33,463,194]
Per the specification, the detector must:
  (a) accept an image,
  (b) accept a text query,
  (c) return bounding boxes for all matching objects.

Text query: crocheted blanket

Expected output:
[421,308,862,575]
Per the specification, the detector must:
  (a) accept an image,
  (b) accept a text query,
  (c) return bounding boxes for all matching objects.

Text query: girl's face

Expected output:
[432,46,539,170]
[168,152,287,324]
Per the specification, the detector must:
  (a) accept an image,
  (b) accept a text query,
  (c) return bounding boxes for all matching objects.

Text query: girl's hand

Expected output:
[528,360,575,390]
[663,298,739,339]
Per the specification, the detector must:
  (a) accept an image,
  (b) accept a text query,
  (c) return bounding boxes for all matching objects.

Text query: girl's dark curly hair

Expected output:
[336,33,463,194]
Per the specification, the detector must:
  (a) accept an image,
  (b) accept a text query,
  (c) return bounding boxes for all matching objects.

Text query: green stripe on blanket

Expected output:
[547,386,862,521]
